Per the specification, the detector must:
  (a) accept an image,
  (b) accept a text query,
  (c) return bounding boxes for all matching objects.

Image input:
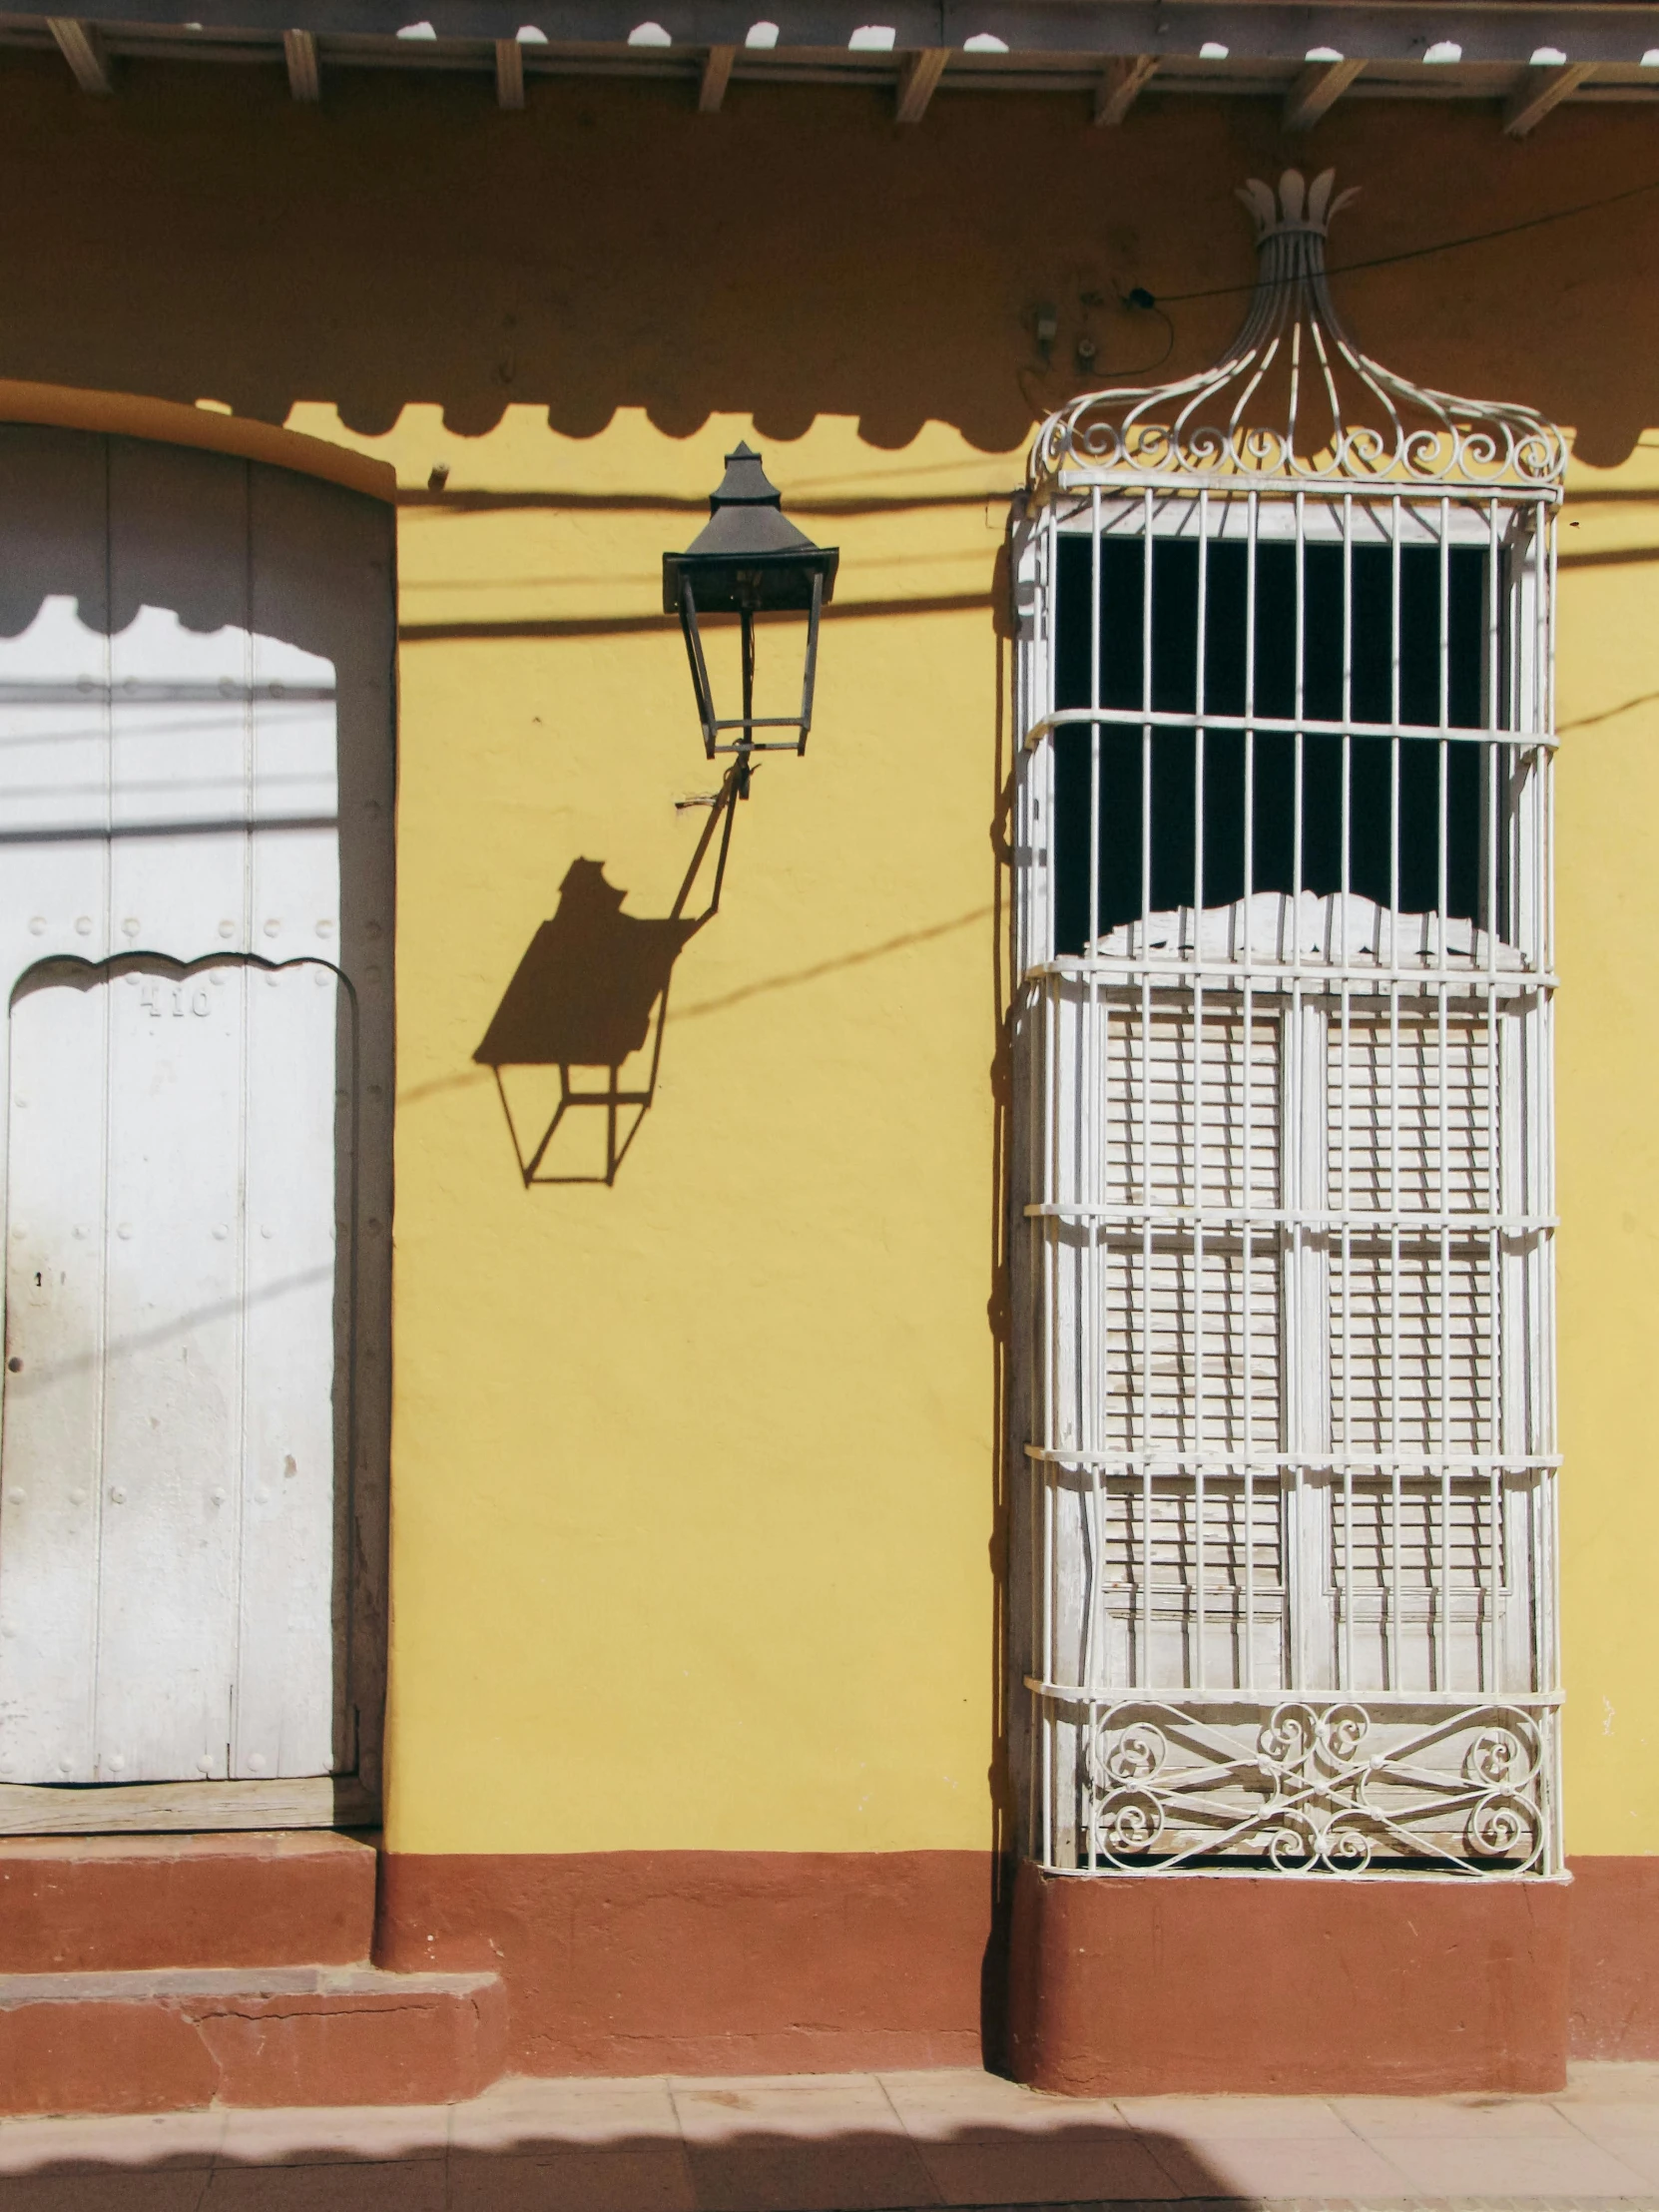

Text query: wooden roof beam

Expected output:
[895,46,948,122]
[283,28,320,100]
[699,43,736,111]
[1094,53,1156,125]
[47,18,110,92]
[494,34,524,105]
[1504,59,1593,135]
[1284,54,1364,131]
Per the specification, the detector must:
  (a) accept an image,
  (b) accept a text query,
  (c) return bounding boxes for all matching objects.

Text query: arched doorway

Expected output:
[0,427,393,1823]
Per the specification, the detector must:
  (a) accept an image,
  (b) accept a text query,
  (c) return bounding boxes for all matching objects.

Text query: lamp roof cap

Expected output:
[709,440,782,510]
[670,440,833,573]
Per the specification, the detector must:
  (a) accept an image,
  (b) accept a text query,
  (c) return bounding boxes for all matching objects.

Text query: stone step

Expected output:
[0,1832,377,1973]
[0,1964,507,2114]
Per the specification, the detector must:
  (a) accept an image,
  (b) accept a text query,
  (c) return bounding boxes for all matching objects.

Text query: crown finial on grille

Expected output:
[1029,171,1564,495]
[1236,167,1360,242]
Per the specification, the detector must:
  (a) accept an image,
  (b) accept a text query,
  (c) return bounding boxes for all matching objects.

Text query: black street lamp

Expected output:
[662,443,838,797]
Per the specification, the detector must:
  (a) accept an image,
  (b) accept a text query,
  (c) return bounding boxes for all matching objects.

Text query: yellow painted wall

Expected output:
[1555,444,1659,1855]
[8,54,1659,1855]
[367,410,1015,1852]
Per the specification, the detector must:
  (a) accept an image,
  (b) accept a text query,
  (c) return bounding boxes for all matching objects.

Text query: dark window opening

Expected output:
[1052,533,1495,953]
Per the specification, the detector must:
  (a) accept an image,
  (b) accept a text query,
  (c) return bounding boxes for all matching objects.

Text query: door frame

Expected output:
[0,408,397,1832]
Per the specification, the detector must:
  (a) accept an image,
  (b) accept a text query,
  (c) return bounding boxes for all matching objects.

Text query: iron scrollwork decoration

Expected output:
[1029,168,1567,498]
[1016,169,1565,1880]
[1082,1702,1547,1876]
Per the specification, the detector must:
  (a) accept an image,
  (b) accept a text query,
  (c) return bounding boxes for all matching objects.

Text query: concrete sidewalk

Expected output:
[7,2064,1659,2208]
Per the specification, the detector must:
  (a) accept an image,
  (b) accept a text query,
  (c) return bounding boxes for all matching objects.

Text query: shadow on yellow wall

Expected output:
[474,765,741,1185]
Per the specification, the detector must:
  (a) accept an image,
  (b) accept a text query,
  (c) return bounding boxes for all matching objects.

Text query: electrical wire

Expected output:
[1015,170,1659,427]
[1101,302,1177,377]
[1142,170,1659,309]
[1017,301,1177,419]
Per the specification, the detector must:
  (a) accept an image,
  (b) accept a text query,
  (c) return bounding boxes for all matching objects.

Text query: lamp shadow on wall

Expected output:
[473,765,740,1187]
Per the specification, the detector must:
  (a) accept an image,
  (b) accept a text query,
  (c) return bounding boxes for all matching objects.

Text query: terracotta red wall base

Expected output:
[374,1851,998,2076]
[1567,1857,1659,2058]
[8,1846,1645,2100]
[190,1975,505,2107]
[0,1969,505,2115]
[1007,1860,1570,2096]
[0,1995,220,2116]
[0,1835,376,1973]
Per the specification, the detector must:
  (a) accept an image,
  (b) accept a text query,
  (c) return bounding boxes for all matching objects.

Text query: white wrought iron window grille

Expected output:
[1011,170,1565,1879]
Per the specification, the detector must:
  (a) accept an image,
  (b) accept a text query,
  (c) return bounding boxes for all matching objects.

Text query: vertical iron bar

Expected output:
[1039,504,1058,1861]
[1542,498,1560,1738]
[1341,491,1355,1695]
[797,569,824,752]
[1195,490,1210,1688]
[1437,499,1452,1693]
[1087,494,1104,1721]
[1484,501,1503,1698]
[1290,490,1307,1697]
[1387,494,1402,1692]
[1042,965,1056,1864]
[1140,489,1155,1689]
[739,609,755,798]
[1243,488,1258,1694]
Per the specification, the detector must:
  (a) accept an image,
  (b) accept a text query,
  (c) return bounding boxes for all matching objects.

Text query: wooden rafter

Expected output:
[494,35,524,107]
[1094,53,1157,125]
[1503,59,1592,135]
[1284,55,1365,131]
[46,18,110,92]
[895,46,948,123]
[700,43,736,111]
[283,28,319,101]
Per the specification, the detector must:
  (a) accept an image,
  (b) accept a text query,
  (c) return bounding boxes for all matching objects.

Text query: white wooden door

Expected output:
[0,431,393,1793]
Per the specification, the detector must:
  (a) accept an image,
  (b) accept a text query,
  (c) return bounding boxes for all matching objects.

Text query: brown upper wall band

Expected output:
[0,382,396,505]
[20,4,1659,131]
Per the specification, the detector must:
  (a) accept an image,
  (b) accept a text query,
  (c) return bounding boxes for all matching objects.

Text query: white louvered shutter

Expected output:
[1320,1000,1511,1695]
[1093,996,1286,1692]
